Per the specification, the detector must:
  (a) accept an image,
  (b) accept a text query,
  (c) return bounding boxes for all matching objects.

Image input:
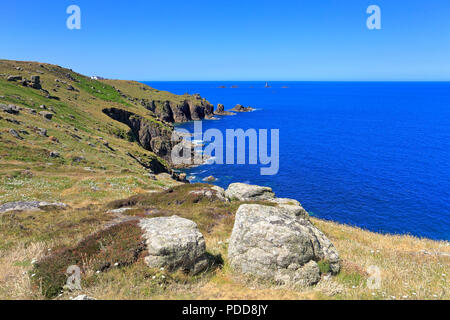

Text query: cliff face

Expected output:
[102,107,174,162]
[141,97,214,123]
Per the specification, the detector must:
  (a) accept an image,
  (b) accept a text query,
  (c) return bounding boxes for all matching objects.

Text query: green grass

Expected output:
[72,74,129,105]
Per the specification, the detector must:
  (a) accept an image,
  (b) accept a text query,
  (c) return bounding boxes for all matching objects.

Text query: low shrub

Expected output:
[31,221,145,299]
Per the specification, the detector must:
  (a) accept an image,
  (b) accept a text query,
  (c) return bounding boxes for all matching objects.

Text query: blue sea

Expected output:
[143,81,450,241]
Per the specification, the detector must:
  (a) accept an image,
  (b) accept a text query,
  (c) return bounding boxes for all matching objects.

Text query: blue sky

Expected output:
[1,0,449,80]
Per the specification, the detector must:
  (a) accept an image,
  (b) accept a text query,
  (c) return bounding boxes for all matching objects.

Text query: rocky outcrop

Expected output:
[228,204,340,287]
[0,104,20,115]
[214,104,235,116]
[230,104,254,112]
[139,216,209,274]
[103,108,173,162]
[7,75,22,82]
[0,201,68,214]
[39,111,54,120]
[188,185,228,202]
[269,198,309,218]
[142,98,215,123]
[225,183,275,201]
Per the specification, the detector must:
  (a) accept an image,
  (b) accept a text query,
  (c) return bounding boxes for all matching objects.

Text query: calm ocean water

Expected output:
[143,81,450,241]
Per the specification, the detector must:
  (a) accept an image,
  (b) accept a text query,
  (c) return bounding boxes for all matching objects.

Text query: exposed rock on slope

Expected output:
[0,201,68,214]
[103,107,173,162]
[228,204,340,287]
[140,97,214,123]
[139,216,209,274]
[225,183,275,201]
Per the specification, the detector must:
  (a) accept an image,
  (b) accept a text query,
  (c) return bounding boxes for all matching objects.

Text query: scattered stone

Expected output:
[225,183,275,201]
[72,295,96,301]
[228,204,340,287]
[7,75,22,82]
[139,216,209,274]
[203,176,217,182]
[72,156,86,163]
[49,136,59,143]
[30,75,42,89]
[211,186,228,202]
[9,129,23,140]
[0,104,20,115]
[178,173,187,182]
[39,111,54,120]
[0,201,68,214]
[50,151,60,158]
[36,128,48,137]
[107,208,133,214]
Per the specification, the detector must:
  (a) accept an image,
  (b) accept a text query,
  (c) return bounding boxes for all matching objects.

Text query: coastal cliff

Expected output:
[1,59,448,301]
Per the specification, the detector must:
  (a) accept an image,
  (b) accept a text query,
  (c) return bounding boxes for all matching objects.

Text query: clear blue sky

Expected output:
[1,0,449,80]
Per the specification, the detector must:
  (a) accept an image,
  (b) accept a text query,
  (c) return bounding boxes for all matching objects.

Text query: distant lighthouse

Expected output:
[265,82,270,88]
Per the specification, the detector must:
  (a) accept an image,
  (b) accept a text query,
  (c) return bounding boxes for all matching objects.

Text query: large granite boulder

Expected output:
[225,183,275,201]
[139,216,208,274]
[0,201,68,214]
[228,204,340,287]
[269,198,309,218]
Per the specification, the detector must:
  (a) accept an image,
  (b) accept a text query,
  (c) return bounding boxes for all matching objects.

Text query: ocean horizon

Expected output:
[143,81,450,241]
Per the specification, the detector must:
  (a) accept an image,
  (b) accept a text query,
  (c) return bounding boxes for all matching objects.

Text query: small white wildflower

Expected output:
[31,259,37,264]
[390,296,396,300]
[96,271,101,274]
[433,294,438,298]
[352,286,357,289]
[114,262,119,267]
[162,275,166,279]
[402,295,409,299]
[370,250,375,254]
[412,292,417,295]
[152,276,156,279]
[442,274,446,277]
[372,292,376,296]
[160,267,164,271]
[218,241,223,245]
[31,273,36,277]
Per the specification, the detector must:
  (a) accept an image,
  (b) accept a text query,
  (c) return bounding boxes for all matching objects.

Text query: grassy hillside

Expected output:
[0,183,448,300]
[0,60,191,206]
